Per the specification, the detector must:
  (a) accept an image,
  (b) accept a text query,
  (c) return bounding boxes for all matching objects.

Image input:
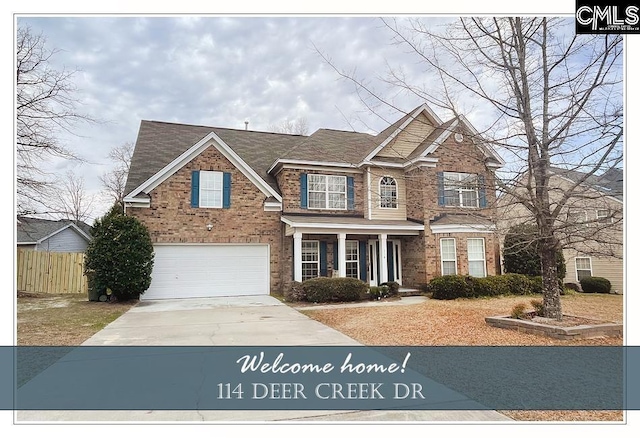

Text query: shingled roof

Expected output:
[17,216,92,244]
[550,166,623,201]
[124,121,304,195]
[125,105,501,199]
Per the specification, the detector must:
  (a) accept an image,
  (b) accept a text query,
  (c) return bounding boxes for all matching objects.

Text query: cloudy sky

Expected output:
[15,15,465,220]
[14,4,627,223]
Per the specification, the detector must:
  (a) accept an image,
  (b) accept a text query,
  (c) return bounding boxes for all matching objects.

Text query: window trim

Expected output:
[443,172,480,208]
[567,209,588,226]
[575,256,593,282]
[440,238,457,275]
[467,238,487,278]
[301,240,320,281]
[199,170,224,208]
[379,176,398,209]
[597,209,612,224]
[307,174,347,210]
[345,240,360,279]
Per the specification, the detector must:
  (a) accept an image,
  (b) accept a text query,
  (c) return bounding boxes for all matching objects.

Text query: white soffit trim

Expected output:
[430,223,496,233]
[362,104,443,163]
[126,132,282,203]
[420,119,459,156]
[268,159,359,174]
[281,217,424,231]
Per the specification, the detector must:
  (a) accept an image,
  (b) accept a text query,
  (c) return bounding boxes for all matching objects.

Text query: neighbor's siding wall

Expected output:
[564,248,623,294]
[36,228,89,253]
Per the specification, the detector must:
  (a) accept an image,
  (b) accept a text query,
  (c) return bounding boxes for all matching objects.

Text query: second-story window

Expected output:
[308,174,347,210]
[379,176,398,208]
[442,172,481,208]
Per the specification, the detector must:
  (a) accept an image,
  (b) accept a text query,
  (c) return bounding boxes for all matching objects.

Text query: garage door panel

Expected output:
[143,245,269,300]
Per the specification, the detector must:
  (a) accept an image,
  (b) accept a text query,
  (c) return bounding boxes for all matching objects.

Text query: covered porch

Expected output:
[282,215,424,286]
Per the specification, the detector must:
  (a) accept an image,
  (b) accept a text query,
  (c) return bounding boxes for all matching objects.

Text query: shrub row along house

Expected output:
[123,104,506,299]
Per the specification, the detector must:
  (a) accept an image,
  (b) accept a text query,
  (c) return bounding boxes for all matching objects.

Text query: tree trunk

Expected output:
[539,239,562,320]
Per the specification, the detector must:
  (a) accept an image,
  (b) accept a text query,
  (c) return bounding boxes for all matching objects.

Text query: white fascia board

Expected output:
[268,159,358,174]
[127,132,282,203]
[420,119,459,157]
[430,223,496,234]
[362,160,405,169]
[281,217,424,232]
[263,201,283,212]
[456,115,506,166]
[363,104,441,163]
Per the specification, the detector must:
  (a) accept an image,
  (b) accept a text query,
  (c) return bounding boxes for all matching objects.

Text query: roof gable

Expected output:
[125,130,285,203]
[17,217,92,244]
[364,104,443,162]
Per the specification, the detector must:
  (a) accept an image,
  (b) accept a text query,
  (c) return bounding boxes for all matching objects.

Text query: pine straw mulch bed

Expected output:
[300,293,624,422]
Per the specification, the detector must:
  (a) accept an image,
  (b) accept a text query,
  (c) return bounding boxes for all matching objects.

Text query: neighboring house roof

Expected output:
[549,166,623,202]
[16,216,92,245]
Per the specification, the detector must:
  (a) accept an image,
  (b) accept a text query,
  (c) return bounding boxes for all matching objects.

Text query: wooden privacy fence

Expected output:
[16,250,88,294]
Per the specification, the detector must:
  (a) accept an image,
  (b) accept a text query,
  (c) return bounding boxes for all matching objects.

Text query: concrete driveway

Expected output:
[18,295,510,423]
[81,295,360,346]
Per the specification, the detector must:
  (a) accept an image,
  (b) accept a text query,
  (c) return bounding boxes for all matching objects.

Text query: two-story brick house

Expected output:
[123,104,505,299]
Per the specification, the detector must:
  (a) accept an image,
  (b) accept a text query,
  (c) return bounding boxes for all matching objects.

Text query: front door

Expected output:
[367,240,402,286]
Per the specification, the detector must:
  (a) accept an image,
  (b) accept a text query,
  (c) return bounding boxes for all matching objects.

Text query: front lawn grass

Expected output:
[17,292,136,346]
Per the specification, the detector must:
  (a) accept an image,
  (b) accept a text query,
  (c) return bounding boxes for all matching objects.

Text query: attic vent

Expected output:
[454,133,464,143]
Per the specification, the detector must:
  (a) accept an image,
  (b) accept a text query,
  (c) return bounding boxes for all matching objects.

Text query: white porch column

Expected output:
[294,232,303,282]
[338,233,347,277]
[379,233,388,283]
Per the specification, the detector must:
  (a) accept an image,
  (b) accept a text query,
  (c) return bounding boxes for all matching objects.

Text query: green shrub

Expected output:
[302,277,368,303]
[473,276,510,297]
[503,223,566,279]
[530,299,544,316]
[428,275,474,300]
[503,273,537,295]
[380,281,400,296]
[284,281,306,302]
[85,210,154,301]
[580,277,612,294]
[510,303,529,319]
[429,274,543,300]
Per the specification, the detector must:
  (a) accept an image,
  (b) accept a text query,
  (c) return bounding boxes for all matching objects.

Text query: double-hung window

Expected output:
[308,174,347,210]
[467,238,486,277]
[443,172,480,208]
[302,241,320,281]
[199,171,224,208]
[597,209,611,224]
[575,257,592,281]
[345,240,359,279]
[440,238,457,275]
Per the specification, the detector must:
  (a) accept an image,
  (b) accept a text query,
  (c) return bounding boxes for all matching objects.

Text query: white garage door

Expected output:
[142,244,270,300]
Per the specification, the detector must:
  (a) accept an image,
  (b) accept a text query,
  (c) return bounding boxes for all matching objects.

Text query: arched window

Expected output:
[379,176,397,208]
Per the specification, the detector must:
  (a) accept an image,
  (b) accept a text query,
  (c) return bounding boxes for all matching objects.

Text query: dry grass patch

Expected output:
[17,292,136,346]
[301,293,623,422]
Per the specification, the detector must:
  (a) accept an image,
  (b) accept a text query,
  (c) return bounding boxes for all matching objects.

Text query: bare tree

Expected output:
[16,25,93,215]
[319,17,622,319]
[52,170,96,223]
[99,141,135,208]
[268,117,309,135]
